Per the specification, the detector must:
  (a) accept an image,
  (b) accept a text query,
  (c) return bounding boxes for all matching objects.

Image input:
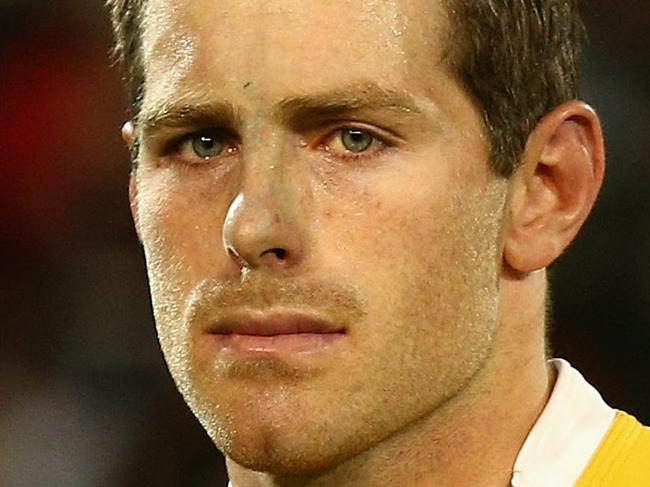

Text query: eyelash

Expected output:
[164,129,239,163]
[161,124,394,164]
[317,125,394,162]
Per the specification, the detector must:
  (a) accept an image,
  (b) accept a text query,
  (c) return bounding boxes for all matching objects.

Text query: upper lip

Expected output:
[208,311,346,336]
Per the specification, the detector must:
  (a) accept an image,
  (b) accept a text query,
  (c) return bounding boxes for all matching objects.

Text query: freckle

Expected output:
[273,213,280,224]
[375,201,382,209]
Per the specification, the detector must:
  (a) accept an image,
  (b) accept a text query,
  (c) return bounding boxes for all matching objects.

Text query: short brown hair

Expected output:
[442,0,585,176]
[106,0,586,176]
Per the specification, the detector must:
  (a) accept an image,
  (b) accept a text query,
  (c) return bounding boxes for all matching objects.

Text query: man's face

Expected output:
[135,0,509,474]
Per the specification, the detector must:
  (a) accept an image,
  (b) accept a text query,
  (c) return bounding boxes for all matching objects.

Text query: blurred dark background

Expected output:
[1,1,648,486]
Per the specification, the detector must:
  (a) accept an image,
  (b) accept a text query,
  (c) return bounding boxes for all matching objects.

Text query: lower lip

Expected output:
[208,332,346,356]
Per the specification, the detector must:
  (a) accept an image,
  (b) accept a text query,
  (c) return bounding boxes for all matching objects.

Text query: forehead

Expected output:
[141,0,449,107]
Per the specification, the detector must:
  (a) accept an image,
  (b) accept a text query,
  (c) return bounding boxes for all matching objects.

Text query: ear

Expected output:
[121,120,135,148]
[503,101,605,273]
[122,121,143,243]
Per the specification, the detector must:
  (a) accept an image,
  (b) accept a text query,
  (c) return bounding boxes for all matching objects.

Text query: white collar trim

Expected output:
[510,358,616,487]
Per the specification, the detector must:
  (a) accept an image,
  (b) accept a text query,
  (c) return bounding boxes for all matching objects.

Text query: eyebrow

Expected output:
[139,82,427,136]
[140,100,241,135]
[276,83,424,128]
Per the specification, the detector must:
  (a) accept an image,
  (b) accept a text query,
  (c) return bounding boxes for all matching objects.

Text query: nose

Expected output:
[222,171,305,272]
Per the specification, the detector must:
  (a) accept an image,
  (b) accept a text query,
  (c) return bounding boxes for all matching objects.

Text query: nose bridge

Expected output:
[245,135,294,208]
[222,132,306,271]
[242,127,301,223]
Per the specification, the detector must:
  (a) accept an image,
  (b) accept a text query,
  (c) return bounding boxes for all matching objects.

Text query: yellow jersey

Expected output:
[575,411,650,486]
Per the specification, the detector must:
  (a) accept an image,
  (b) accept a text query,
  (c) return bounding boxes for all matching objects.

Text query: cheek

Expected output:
[319,171,506,347]
[318,170,483,272]
[135,167,232,286]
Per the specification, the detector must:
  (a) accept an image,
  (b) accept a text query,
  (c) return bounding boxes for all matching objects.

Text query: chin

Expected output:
[180,388,338,475]
[216,426,346,477]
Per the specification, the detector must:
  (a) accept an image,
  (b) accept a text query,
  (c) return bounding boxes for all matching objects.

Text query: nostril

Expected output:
[264,248,287,260]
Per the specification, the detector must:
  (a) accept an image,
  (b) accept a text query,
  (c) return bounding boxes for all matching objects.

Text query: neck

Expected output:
[227,270,554,487]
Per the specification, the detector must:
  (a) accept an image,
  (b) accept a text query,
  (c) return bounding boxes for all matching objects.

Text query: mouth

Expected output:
[205,311,348,356]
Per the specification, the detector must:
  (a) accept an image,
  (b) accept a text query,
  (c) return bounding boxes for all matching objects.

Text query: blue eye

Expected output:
[191,131,226,159]
[341,129,374,153]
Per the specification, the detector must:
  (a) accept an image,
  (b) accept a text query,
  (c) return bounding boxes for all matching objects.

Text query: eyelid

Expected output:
[315,123,399,159]
[145,122,401,163]
[163,127,240,162]
[322,121,401,143]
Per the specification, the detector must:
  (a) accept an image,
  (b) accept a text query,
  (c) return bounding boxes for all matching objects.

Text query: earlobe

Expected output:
[503,101,605,274]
